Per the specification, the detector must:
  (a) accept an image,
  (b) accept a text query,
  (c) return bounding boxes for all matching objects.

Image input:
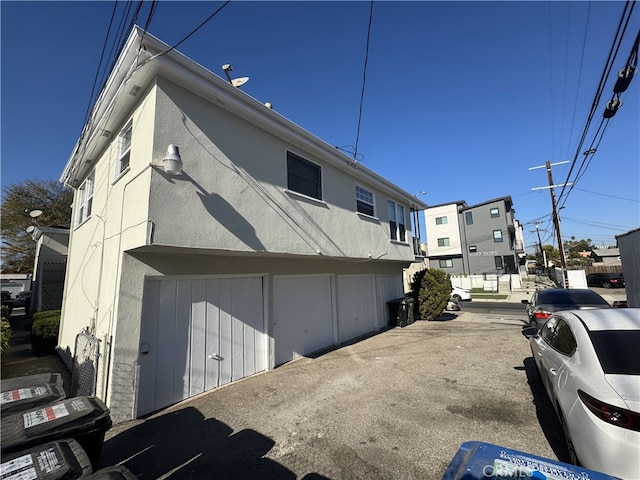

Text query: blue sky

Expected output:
[2,1,639,252]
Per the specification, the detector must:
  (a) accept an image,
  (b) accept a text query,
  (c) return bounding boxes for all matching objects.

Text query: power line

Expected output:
[352,0,374,164]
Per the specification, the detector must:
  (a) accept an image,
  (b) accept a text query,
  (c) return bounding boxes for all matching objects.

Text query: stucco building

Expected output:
[58,26,427,422]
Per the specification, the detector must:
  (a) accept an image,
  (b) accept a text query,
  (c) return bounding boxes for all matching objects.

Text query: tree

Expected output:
[563,236,595,258]
[1,179,73,273]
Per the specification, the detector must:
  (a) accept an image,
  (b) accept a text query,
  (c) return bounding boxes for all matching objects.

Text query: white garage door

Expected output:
[337,275,376,342]
[274,275,335,366]
[136,276,266,416]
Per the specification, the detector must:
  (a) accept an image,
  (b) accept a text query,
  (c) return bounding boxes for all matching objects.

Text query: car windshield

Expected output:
[538,290,609,306]
[589,330,640,375]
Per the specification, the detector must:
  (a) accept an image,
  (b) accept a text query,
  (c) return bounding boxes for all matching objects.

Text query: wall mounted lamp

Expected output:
[163,144,183,175]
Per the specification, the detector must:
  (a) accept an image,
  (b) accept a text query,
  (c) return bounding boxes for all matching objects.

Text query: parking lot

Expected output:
[101,309,569,480]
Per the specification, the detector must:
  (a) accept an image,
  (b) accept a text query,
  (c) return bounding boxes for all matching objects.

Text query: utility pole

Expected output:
[534,222,547,272]
[529,161,572,288]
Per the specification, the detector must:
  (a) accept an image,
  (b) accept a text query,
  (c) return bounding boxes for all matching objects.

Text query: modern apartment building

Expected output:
[424,196,525,275]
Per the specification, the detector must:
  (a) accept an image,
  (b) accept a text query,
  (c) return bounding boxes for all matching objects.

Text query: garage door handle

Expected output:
[549,368,557,376]
[208,354,223,361]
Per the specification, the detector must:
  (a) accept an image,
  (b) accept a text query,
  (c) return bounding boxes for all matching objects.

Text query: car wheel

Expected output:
[559,408,579,465]
[452,294,461,303]
[602,282,611,288]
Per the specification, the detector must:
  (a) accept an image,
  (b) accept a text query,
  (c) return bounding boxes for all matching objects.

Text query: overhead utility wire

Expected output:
[352,0,374,164]
[557,1,637,209]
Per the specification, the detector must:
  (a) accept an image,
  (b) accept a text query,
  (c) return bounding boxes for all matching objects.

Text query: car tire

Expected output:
[559,408,580,466]
[602,282,611,288]
[452,294,461,303]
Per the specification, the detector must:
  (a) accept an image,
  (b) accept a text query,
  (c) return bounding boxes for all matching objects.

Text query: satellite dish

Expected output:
[26,226,35,233]
[231,77,249,88]
[29,210,43,218]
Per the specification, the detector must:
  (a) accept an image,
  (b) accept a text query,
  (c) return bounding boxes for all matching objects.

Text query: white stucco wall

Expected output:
[424,204,462,256]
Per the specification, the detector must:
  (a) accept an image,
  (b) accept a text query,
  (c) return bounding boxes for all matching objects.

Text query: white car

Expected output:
[451,286,471,302]
[526,308,640,479]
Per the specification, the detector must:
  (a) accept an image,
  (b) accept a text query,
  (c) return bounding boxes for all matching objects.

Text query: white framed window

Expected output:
[287,151,322,200]
[388,201,406,242]
[490,207,500,218]
[435,216,448,225]
[356,186,375,216]
[493,229,503,243]
[76,171,94,226]
[117,120,132,176]
[439,259,453,268]
[437,237,450,247]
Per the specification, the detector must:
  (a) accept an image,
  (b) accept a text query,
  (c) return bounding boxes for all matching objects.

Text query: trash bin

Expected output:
[0,439,92,480]
[441,441,622,480]
[83,466,139,479]
[1,396,112,470]
[1,373,66,417]
[387,297,414,327]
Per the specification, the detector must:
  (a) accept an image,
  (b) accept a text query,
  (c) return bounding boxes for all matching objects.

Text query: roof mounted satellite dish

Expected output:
[29,210,43,218]
[26,226,35,233]
[221,64,249,88]
[231,77,249,88]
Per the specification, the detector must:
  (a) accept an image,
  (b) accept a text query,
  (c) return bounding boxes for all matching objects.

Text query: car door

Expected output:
[539,317,577,410]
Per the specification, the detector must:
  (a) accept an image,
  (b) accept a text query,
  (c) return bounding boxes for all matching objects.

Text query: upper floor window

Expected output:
[356,186,375,216]
[437,237,450,247]
[469,245,477,253]
[435,216,448,225]
[287,151,322,200]
[493,229,503,243]
[490,207,500,218]
[439,259,453,268]
[465,211,473,225]
[388,201,406,242]
[117,121,132,176]
[76,171,94,226]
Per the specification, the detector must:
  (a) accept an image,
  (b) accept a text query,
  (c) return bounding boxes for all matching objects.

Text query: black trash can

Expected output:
[83,466,139,479]
[0,439,92,480]
[1,373,66,417]
[1,396,112,470]
[387,297,414,327]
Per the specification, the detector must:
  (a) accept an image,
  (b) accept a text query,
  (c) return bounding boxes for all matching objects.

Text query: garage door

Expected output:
[337,275,376,342]
[274,275,335,366]
[136,276,266,416]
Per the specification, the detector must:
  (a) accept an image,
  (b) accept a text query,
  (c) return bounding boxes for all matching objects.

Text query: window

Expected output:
[388,201,406,242]
[495,256,503,269]
[437,237,450,247]
[550,320,577,356]
[465,211,473,225]
[117,121,132,175]
[76,171,94,225]
[439,259,453,268]
[469,245,477,253]
[287,151,322,200]
[490,207,500,218]
[435,216,448,225]
[493,229,503,243]
[356,186,375,216]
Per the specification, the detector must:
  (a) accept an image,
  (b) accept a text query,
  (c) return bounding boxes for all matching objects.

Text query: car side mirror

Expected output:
[521,326,539,338]
[521,299,530,305]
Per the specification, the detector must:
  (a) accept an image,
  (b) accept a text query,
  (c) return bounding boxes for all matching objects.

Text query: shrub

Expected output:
[1,320,11,355]
[31,310,61,356]
[412,268,452,321]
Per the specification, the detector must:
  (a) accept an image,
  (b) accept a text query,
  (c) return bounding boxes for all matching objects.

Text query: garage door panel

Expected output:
[274,276,334,366]
[138,276,265,417]
[337,276,376,342]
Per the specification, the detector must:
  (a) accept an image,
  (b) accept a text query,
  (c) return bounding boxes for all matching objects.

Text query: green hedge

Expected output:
[31,310,61,357]
[409,268,452,321]
[1,320,11,356]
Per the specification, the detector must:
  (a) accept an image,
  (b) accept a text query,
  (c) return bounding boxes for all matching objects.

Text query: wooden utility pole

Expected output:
[529,161,572,288]
[545,161,570,288]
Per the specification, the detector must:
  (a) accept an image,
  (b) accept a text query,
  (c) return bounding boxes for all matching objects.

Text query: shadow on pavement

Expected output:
[101,407,330,480]
[521,356,571,463]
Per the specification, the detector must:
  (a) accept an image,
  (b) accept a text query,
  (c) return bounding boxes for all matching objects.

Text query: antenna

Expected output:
[222,64,249,89]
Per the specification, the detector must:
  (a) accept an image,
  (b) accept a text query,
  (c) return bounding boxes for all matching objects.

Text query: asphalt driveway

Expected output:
[100,310,568,480]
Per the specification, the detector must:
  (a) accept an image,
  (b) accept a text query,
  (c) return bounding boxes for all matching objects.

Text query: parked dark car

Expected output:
[586,272,625,288]
[521,288,611,329]
[12,291,31,308]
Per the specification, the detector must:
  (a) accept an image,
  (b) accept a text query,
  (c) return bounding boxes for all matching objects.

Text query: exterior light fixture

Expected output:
[163,144,182,175]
